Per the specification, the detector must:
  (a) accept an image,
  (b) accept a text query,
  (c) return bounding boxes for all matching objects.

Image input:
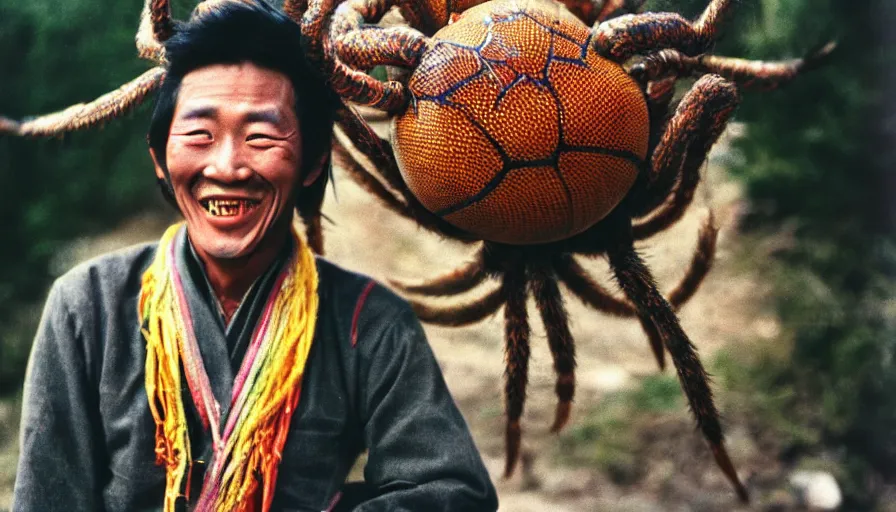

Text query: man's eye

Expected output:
[247,134,275,142]
[185,130,212,139]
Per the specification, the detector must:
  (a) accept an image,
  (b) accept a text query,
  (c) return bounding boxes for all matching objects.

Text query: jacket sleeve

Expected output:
[12,281,105,512]
[356,304,498,512]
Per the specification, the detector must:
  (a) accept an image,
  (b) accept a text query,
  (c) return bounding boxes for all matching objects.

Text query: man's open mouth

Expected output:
[200,198,261,217]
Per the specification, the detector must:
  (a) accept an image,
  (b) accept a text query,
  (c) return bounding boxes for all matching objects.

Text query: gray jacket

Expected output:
[12,239,498,512]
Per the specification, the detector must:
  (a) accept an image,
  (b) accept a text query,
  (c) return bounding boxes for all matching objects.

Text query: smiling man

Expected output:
[12,2,497,511]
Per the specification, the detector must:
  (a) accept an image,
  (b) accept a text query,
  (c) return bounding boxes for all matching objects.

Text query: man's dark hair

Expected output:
[147,0,338,210]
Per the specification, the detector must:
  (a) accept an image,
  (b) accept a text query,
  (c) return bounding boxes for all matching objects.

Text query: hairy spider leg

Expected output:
[334,104,479,240]
[406,285,505,326]
[530,266,577,433]
[632,44,837,92]
[0,67,166,137]
[604,208,749,503]
[0,0,182,137]
[336,106,408,194]
[567,209,719,314]
[642,76,676,159]
[591,0,737,62]
[389,248,488,295]
[151,0,175,42]
[663,211,718,307]
[502,263,530,477]
[554,253,666,368]
[301,0,413,111]
[629,46,832,232]
[137,0,174,62]
[552,211,716,370]
[631,75,739,221]
[332,137,412,218]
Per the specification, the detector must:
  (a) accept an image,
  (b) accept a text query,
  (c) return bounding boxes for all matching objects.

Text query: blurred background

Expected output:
[0,0,893,510]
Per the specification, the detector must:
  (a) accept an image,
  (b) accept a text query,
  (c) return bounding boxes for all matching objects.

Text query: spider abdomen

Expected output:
[393,0,649,245]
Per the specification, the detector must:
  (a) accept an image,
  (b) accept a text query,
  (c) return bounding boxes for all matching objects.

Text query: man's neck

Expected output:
[190,228,290,324]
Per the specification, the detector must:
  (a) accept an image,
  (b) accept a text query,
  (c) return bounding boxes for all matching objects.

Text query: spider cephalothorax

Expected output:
[296,0,833,501]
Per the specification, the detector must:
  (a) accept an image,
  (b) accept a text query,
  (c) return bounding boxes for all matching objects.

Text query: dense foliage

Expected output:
[691,0,893,507]
[0,0,161,391]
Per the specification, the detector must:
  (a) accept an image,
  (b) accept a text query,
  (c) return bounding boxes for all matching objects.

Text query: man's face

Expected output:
[152,62,302,260]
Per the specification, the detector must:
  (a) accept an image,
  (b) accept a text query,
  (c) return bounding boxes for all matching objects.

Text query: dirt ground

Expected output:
[0,123,794,511]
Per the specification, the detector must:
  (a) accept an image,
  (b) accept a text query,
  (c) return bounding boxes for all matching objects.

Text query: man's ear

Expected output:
[302,152,330,187]
[149,147,166,181]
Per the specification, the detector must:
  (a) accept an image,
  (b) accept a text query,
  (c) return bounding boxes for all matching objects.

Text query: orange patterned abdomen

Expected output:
[393,0,649,244]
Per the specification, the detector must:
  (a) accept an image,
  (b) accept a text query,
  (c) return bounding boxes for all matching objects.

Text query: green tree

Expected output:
[720,0,894,507]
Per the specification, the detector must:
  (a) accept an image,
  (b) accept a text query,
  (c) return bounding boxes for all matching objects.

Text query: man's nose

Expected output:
[203,137,253,182]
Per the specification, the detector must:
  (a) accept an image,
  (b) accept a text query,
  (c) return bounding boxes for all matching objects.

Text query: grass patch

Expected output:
[554,374,683,484]
[711,348,821,448]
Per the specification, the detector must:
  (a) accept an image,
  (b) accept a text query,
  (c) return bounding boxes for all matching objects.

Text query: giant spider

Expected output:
[297,0,833,501]
[0,0,831,502]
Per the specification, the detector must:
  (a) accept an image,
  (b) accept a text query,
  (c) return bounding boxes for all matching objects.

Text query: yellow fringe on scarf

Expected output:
[139,223,319,511]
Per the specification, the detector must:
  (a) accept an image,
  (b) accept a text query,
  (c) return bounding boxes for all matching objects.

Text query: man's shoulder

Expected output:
[315,256,411,314]
[314,256,419,348]
[51,242,158,306]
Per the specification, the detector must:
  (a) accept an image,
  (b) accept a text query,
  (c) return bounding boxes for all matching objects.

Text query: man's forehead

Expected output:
[174,62,297,120]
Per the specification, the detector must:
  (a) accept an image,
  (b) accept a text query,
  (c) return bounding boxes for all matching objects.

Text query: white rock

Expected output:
[789,470,843,510]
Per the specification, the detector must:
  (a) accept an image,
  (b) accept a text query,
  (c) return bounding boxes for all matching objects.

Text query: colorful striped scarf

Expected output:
[139,223,319,511]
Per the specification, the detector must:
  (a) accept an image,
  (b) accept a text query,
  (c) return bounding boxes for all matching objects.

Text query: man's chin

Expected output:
[189,229,261,261]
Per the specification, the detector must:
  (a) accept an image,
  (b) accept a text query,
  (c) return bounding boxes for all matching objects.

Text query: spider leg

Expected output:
[554,254,632,316]
[605,210,748,503]
[335,105,409,195]
[0,67,166,137]
[136,0,173,62]
[302,0,429,112]
[592,0,736,62]
[530,267,577,433]
[407,286,504,326]
[389,246,487,295]
[554,253,666,369]
[0,0,176,137]
[631,74,739,220]
[631,45,836,92]
[502,264,530,477]
[335,26,427,71]
[332,136,412,218]
[645,77,677,158]
[302,0,411,111]
[662,210,718,307]
[335,102,480,241]
[555,211,718,370]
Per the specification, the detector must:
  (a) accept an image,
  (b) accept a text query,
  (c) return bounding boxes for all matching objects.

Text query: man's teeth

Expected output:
[202,199,259,217]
